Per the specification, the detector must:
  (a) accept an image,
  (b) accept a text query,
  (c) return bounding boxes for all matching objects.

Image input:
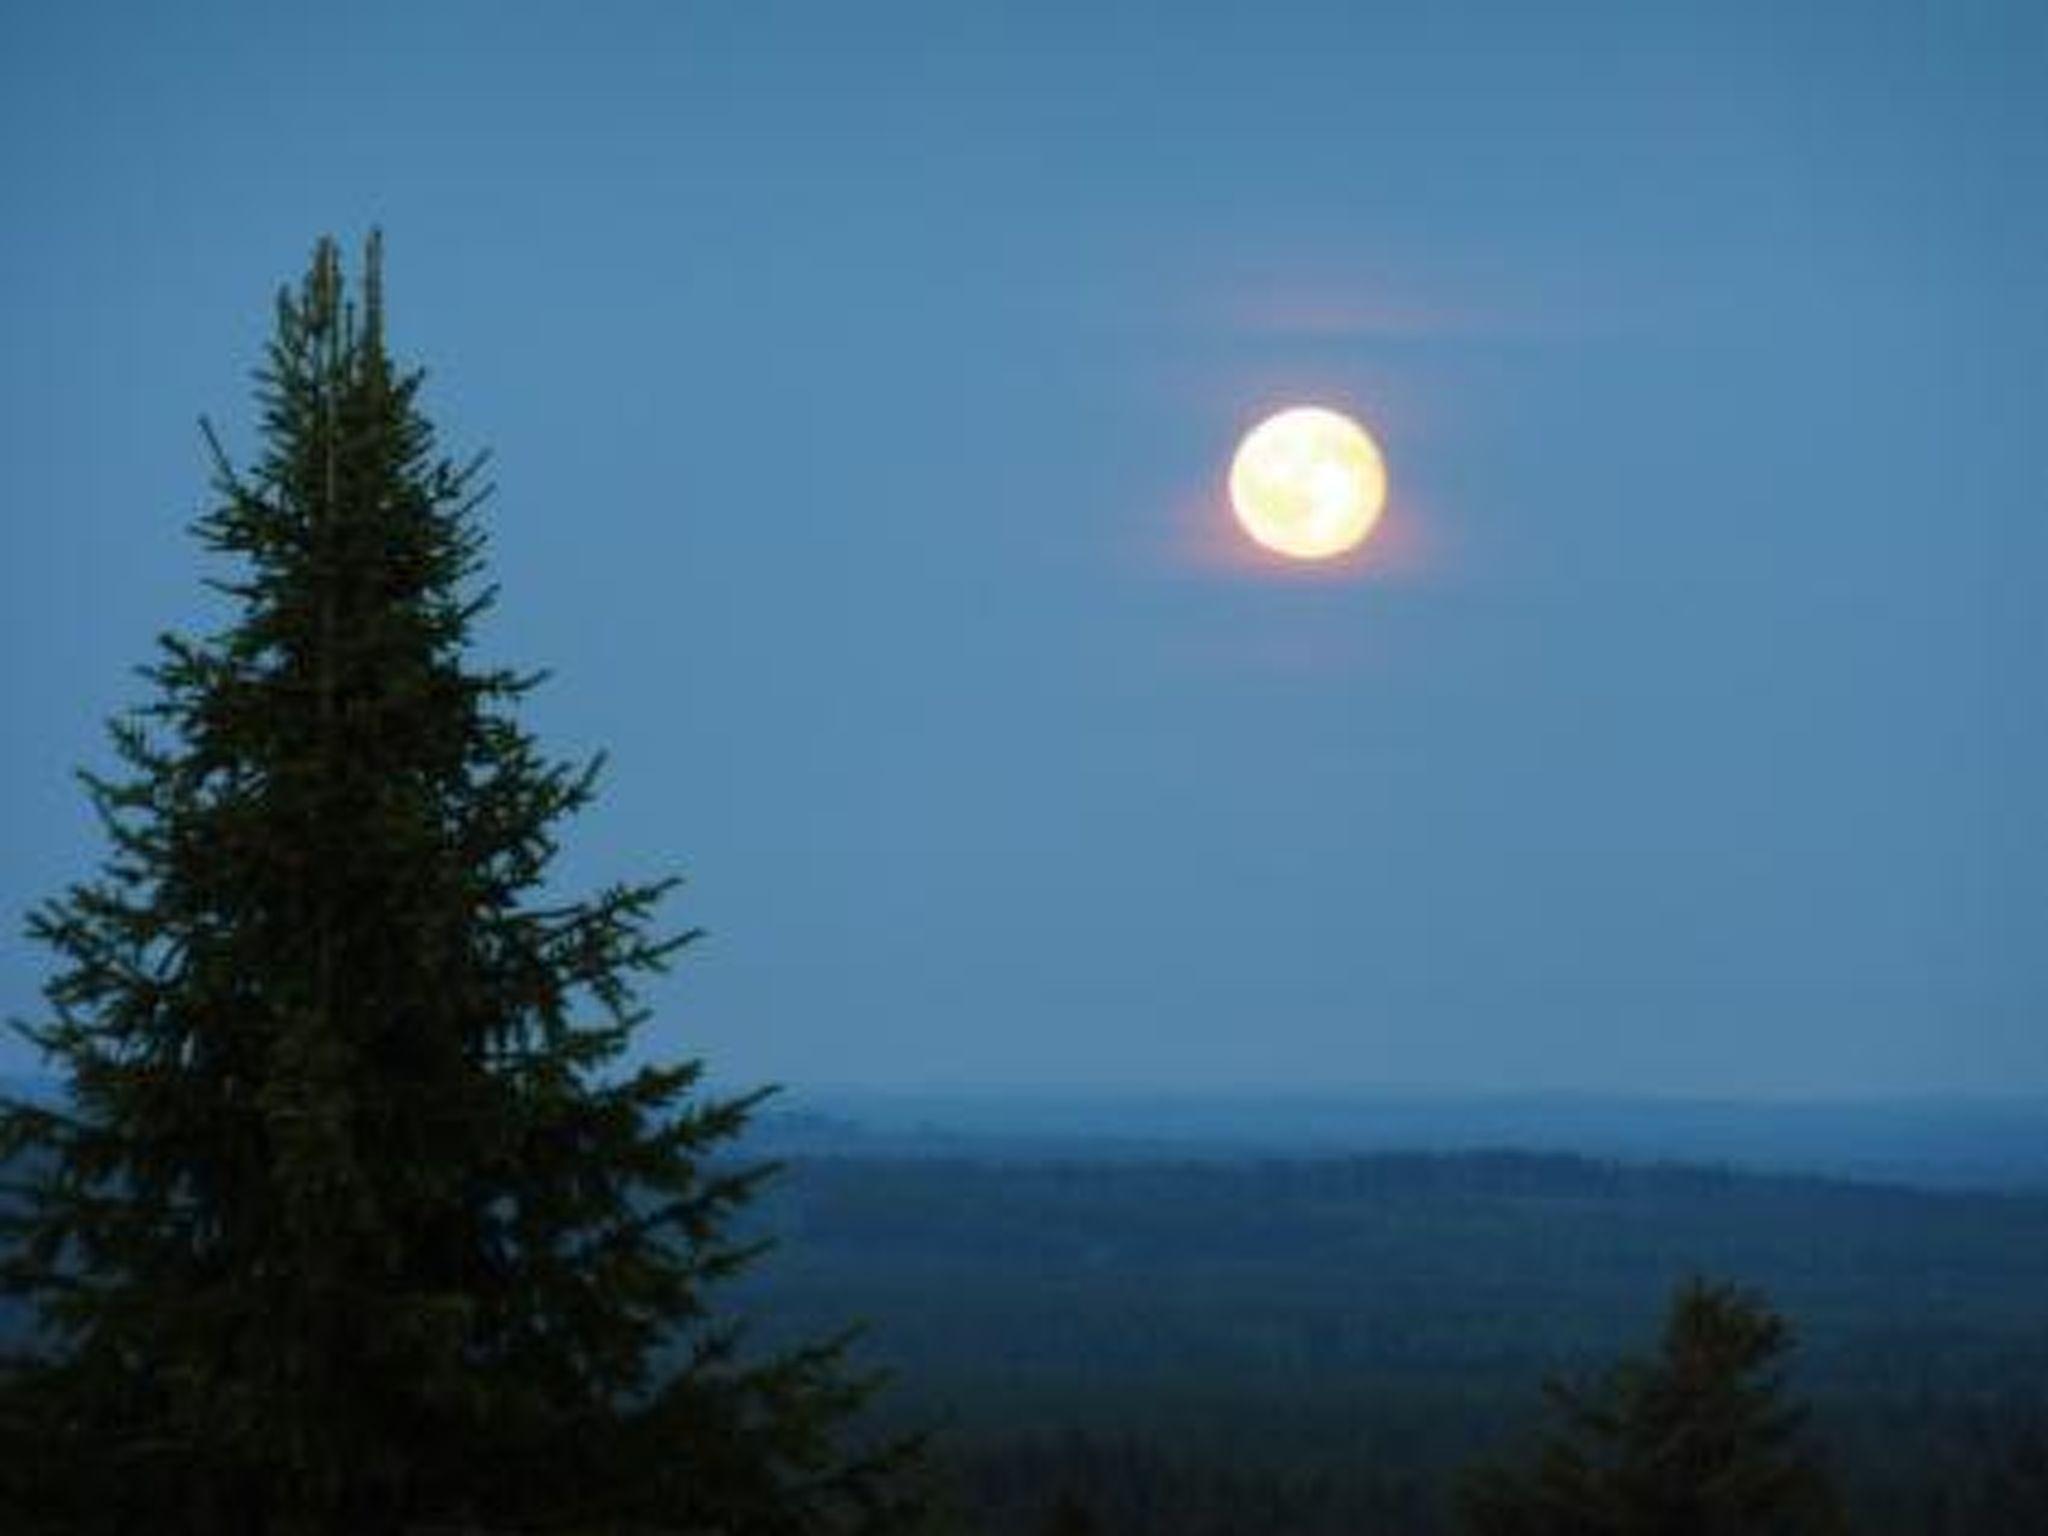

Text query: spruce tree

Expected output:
[1458,1276,1846,1536]
[0,235,910,1536]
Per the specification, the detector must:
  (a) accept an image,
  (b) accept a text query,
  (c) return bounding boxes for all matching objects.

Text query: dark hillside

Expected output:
[737,1152,2048,1534]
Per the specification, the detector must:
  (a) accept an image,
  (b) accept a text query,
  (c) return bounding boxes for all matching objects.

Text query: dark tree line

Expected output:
[929,1277,1849,1536]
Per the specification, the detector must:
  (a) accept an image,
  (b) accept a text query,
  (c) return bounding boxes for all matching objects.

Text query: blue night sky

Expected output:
[3,1,2042,1095]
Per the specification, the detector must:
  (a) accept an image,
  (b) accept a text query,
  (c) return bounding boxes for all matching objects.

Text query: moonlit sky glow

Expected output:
[1,1,2042,1096]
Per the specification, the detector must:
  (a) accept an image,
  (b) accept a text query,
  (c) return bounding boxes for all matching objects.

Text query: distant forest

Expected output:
[6,1099,2043,1530]
[726,1147,2048,1534]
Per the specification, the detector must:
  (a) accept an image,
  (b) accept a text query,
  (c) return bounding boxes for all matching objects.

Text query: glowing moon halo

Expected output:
[1228,405,1388,560]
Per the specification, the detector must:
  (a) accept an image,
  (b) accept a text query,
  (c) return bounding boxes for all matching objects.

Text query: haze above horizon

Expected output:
[2,0,2041,1096]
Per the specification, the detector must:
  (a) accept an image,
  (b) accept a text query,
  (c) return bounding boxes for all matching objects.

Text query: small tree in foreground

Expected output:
[1038,1489,1104,1536]
[1459,1276,1846,1536]
[0,235,912,1535]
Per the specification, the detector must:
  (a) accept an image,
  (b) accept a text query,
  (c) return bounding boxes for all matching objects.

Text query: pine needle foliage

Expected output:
[0,235,912,1536]
[1458,1276,1847,1536]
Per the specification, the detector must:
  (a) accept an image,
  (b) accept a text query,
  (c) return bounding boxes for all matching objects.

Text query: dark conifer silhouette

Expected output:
[1459,1276,1846,1536]
[1039,1488,1105,1536]
[0,235,910,1536]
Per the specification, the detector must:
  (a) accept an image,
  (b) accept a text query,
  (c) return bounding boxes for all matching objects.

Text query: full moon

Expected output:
[1228,405,1388,561]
